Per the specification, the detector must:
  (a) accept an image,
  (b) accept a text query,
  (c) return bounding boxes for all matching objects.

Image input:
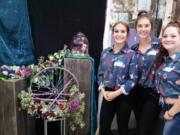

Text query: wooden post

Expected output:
[173,0,180,20]
[0,79,36,135]
[159,0,174,36]
[64,57,93,135]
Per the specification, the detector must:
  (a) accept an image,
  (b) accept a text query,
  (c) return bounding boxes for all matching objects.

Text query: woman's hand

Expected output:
[101,88,112,101]
[164,98,180,120]
[164,111,174,120]
[106,91,118,101]
[106,88,123,101]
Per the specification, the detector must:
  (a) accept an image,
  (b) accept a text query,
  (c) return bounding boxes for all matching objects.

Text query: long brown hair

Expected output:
[135,13,154,32]
[112,21,130,35]
[156,21,180,69]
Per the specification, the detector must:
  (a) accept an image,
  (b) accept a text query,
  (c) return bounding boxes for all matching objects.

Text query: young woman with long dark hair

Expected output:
[98,21,138,135]
[156,21,180,135]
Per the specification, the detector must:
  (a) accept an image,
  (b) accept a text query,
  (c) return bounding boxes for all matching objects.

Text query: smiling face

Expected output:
[162,26,180,55]
[113,23,128,45]
[136,17,152,39]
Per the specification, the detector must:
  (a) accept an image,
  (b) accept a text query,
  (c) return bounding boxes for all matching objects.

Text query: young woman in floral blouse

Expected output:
[131,13,161,135]
[156,21,180,135]
[97,21,138,135]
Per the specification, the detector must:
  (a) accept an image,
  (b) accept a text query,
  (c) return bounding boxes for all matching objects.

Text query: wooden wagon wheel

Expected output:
[29,67,79,114]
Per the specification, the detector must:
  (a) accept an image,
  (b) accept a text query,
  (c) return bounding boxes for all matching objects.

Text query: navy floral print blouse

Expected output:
[156,52,180,97]
[131,37,160,88]
[97,45,138,95]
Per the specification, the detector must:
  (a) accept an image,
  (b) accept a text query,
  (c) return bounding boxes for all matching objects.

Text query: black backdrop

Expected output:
[27,0,106,134]
[27,0,106,70]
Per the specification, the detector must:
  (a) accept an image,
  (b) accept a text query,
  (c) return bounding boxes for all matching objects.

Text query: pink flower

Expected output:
[69,99,79,111]
[159,64,164,70]
[159,87,164,93]
[148,71,155,78]
[148,73,152,78]
[162,73,167,79]
[126,53,131,58]
[18,68,32,77]
[105,59,112,65]
[150,61,154,65]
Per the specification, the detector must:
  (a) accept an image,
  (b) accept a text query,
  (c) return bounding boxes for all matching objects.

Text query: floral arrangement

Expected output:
[0,65,32,80]
[18,85,85,130]
[0,46,89,80]
[0,46,86,130]
[0,46,71,80]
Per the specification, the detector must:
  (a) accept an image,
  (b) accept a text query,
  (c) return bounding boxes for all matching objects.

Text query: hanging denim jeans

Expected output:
[163,103,180,135]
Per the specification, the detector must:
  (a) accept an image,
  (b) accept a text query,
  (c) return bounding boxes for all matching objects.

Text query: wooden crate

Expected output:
[0,79,36,135]
[64,57,93,135]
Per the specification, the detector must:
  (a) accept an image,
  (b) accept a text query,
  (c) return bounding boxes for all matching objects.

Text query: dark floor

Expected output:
[112,119,164,135]
[36,117,164,135]
[112,129,137,135]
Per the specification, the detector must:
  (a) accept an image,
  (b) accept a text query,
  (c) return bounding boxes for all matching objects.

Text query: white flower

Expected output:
[42,108,47,114]
[33,77,39,83]
[48,55,54,61]
[2,71,8,75]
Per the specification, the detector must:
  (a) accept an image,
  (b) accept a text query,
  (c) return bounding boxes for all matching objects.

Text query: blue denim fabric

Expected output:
[162,104,180,135]
[0,0,35,65]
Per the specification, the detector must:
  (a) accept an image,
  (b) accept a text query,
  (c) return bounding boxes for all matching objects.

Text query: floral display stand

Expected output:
[64,56,96,135]
[0,79,36,135]
[44,118,66,135]
[0,48,96,135]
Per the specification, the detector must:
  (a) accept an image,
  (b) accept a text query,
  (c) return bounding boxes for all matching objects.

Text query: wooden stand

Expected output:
[0,79,36,135]
[64,57,93,135]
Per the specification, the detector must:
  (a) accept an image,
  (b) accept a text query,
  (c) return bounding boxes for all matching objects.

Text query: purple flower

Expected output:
[18,68,32,77]
[69,99,79,111]
[49,104,56,111]
[0,67,15,75]
[75,92,80,96]
[8,69,16,74]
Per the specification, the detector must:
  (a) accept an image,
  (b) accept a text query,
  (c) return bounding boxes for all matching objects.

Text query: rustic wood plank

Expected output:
[0,79,36,135]
[160,0,174,36]
[174,0,180,20]
[0,80,5,135]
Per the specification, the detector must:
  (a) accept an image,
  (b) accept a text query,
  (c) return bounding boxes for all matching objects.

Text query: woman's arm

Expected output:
[118,52,138,94]
[164,98,180,120]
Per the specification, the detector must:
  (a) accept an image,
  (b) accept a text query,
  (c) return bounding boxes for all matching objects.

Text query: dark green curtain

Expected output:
[0,0,35,66]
